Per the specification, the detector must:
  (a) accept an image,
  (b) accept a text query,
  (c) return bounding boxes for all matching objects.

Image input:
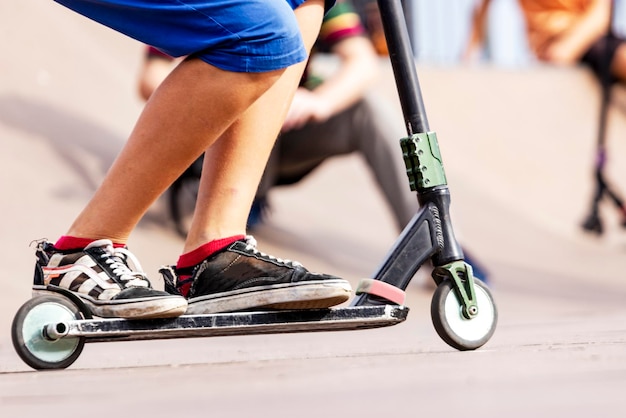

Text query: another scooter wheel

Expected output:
[12,294,86,370]
[430,279,497,351]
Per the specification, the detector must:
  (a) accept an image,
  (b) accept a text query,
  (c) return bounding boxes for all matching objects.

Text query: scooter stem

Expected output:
[352,0,468,307]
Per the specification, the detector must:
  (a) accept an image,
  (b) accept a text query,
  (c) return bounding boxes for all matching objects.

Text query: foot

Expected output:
[34,239,188,319]
[160,236,352,314]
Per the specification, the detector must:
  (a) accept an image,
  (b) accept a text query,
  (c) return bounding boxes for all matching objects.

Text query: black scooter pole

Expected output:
[376,0,463,265]
[376,0,429,135]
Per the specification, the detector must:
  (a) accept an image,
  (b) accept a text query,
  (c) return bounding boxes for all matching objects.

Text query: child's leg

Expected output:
[184,0,325,252]
[58,0,312,244]
[166,1,352,314]
[65,60,284,244]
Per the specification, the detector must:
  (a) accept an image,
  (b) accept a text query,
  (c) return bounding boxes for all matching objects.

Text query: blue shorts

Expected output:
[54,0,335,72]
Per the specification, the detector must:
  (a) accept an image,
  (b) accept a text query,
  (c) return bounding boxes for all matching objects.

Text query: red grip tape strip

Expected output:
[356,279,405,305]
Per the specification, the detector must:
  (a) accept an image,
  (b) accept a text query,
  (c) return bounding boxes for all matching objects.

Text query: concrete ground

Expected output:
[2,2,626,417]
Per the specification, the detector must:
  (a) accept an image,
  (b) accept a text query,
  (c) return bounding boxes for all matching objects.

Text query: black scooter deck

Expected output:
[52,305,409,343]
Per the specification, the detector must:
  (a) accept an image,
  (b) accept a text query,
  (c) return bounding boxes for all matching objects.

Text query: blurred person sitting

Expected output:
[139,0,490,283]
[466,0,626,83]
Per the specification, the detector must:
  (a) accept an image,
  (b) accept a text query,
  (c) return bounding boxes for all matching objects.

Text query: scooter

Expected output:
[11,0,498,370]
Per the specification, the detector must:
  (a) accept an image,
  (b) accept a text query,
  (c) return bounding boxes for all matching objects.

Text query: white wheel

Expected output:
[12,295,85,370]
[431,279,497,350]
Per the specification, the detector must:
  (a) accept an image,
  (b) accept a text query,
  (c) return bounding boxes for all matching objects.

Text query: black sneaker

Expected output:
[33,239,188,319]
[160,236,352,314]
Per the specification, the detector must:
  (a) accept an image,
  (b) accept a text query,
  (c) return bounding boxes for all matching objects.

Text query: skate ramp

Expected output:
[2,2,626,416]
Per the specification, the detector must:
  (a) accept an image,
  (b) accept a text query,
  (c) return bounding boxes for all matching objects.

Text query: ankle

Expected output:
[177,235,245,269]
[54,235,126,251]
[175,235,245,297]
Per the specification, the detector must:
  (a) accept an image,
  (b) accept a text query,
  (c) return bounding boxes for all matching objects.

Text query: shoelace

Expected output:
[99,244,149,288]
[244,235,302,267]
[114,247,145,274]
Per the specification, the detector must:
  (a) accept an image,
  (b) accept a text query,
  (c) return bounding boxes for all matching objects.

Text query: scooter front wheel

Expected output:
[12,294,86,370]
[430,279,497,351]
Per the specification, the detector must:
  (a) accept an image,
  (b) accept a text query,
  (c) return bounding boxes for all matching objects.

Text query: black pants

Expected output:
[581,33,624,82]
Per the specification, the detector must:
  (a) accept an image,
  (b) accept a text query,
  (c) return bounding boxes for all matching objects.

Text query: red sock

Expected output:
[175,235,245,297]
[54,236,126,250]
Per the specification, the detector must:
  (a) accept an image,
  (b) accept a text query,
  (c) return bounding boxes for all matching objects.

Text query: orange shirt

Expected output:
[518,0,593,53]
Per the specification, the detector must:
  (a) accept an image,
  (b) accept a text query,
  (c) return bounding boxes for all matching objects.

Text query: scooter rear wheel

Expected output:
[12,294,86,370]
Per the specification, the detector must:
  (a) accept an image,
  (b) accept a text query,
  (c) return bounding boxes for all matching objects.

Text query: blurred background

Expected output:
[358,0,626,66]
[2,0,626,378]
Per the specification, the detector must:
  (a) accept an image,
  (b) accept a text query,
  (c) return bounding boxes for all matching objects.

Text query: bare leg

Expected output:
[66,45,283,243]
[66,0,325,246]
[184,0,325,253]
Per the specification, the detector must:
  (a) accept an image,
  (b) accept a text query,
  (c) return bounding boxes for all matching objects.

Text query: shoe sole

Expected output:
[185,279,352,315]
[34,287,188,319]
[96,297,188,320]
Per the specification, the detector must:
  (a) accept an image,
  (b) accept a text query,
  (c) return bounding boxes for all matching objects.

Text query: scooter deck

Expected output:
[54,305,409,343]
